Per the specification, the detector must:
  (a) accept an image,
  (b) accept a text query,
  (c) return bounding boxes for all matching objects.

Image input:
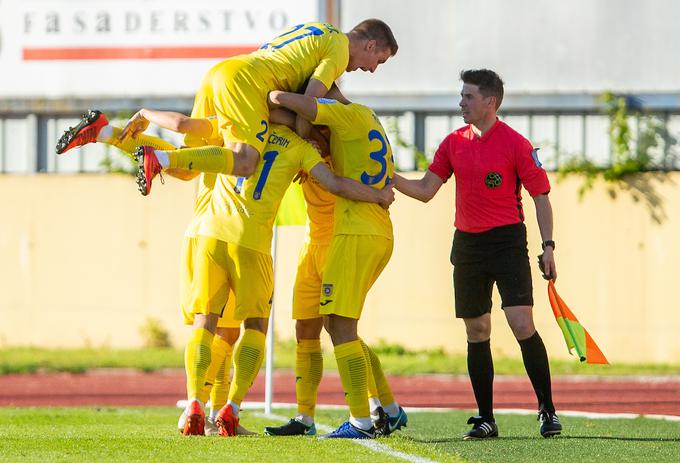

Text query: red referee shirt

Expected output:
[429,118,550,233]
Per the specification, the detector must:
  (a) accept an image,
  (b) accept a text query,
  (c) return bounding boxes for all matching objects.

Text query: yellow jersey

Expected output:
[302,158,336,245]
[312,100,394,239]
[239,22,348,93]
[185,124,324,254]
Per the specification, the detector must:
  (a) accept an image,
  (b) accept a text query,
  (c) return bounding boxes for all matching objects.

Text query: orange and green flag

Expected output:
[547,281,609,364]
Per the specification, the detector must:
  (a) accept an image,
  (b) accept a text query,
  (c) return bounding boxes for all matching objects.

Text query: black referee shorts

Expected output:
[451,223,533,318]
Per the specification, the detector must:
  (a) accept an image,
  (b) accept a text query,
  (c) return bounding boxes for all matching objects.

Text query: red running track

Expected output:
[1,370,679,416]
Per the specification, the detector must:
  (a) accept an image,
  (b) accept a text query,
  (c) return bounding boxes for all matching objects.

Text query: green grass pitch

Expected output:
[1,407,678,463]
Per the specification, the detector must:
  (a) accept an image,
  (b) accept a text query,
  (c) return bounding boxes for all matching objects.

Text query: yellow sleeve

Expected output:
[311,33,349,90]
[300,143,325,174]
[312,100,359,138]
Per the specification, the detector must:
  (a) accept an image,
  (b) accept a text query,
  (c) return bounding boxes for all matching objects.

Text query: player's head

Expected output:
[346,19,398,73]
[458,69,504,124]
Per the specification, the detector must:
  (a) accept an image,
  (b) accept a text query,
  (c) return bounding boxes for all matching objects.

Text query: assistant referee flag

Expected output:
[548,281,609,364]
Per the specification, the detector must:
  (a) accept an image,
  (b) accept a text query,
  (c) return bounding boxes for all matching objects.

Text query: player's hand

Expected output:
[118,110,150,142]
[537,248,557,281]
[293,169,309,184]
[379,183,395,209]
[268,90,284,108]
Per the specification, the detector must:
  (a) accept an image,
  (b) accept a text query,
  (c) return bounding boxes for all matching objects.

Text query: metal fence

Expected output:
[1,105,679,174]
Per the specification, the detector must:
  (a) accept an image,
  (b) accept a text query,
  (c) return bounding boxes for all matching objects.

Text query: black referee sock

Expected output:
[518,331,555,413]
[467,339,494,421]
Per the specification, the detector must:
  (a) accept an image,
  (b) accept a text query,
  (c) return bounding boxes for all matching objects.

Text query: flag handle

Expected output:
[264,226,278,415]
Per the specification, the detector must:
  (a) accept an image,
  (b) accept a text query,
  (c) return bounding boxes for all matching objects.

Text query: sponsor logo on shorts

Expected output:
[320,299,333,306]
[318,98,337,105]
[322,284,333,297]
[485,172,502,189]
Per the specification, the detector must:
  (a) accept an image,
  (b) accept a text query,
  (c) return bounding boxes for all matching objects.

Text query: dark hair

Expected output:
[350,19,398,55]
[460,69,504,109]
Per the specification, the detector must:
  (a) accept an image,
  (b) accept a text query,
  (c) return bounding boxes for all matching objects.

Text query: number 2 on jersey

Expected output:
[253,150,280,200]
[361,129,390,185]
[260,24,324,50]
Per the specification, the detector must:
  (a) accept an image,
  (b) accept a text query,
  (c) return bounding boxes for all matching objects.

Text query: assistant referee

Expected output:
[394,69,562,440]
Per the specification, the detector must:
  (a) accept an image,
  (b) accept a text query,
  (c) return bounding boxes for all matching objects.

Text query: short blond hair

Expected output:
[350,19,398,55]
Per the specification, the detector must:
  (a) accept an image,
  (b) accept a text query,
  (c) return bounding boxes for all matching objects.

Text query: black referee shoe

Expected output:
[264,418,316,436]
[538,410,562,438]
[463,416,498,440]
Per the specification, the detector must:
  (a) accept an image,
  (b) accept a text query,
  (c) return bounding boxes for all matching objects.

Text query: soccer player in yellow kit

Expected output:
[125,19,398,196]
[268,88,408,439]
[263,136,404,437]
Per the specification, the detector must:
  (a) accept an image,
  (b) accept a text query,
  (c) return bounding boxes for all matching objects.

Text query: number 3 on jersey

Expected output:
[361,129,391,185]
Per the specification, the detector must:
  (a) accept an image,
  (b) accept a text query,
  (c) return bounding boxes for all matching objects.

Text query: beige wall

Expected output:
[1,173,679,364]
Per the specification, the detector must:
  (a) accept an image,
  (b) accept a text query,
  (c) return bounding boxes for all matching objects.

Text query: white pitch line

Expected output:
[258,412,439,463]
[407,406,680,423]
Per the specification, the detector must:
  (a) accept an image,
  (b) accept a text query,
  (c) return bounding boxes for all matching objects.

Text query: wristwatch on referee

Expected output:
[541,240,555,251]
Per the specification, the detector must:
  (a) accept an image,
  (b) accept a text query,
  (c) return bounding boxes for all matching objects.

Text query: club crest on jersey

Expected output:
[322,284,334,297]
[531,148,543,168]
[485,172,503,189]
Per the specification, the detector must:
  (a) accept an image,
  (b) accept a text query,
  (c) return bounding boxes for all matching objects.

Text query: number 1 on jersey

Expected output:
[253,150,280,200]
[260,24,324,50]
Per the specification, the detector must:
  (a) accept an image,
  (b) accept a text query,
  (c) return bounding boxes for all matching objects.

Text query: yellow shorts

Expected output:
[292,242,331,320]
[181,236,273,324]
[319,235,393,320]
[183,289,240,329]
[188,58,270,153]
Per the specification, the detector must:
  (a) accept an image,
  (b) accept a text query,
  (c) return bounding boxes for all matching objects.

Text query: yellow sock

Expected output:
[359,340,379,405]
[296,339,323,417]
[167,146,234,174]
[227,329,265,407]
[334,340,370,419]
[362,340,396,408]
[100,126,176,157]
[184,328,214,400]
[197,335,231,405]
[210,339,234,413]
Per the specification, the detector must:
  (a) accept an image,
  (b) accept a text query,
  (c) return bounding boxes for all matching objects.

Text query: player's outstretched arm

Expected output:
[269,91,318,122]
[310,163,394,209]
[393,171,444,203]
[119,109,212,142]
